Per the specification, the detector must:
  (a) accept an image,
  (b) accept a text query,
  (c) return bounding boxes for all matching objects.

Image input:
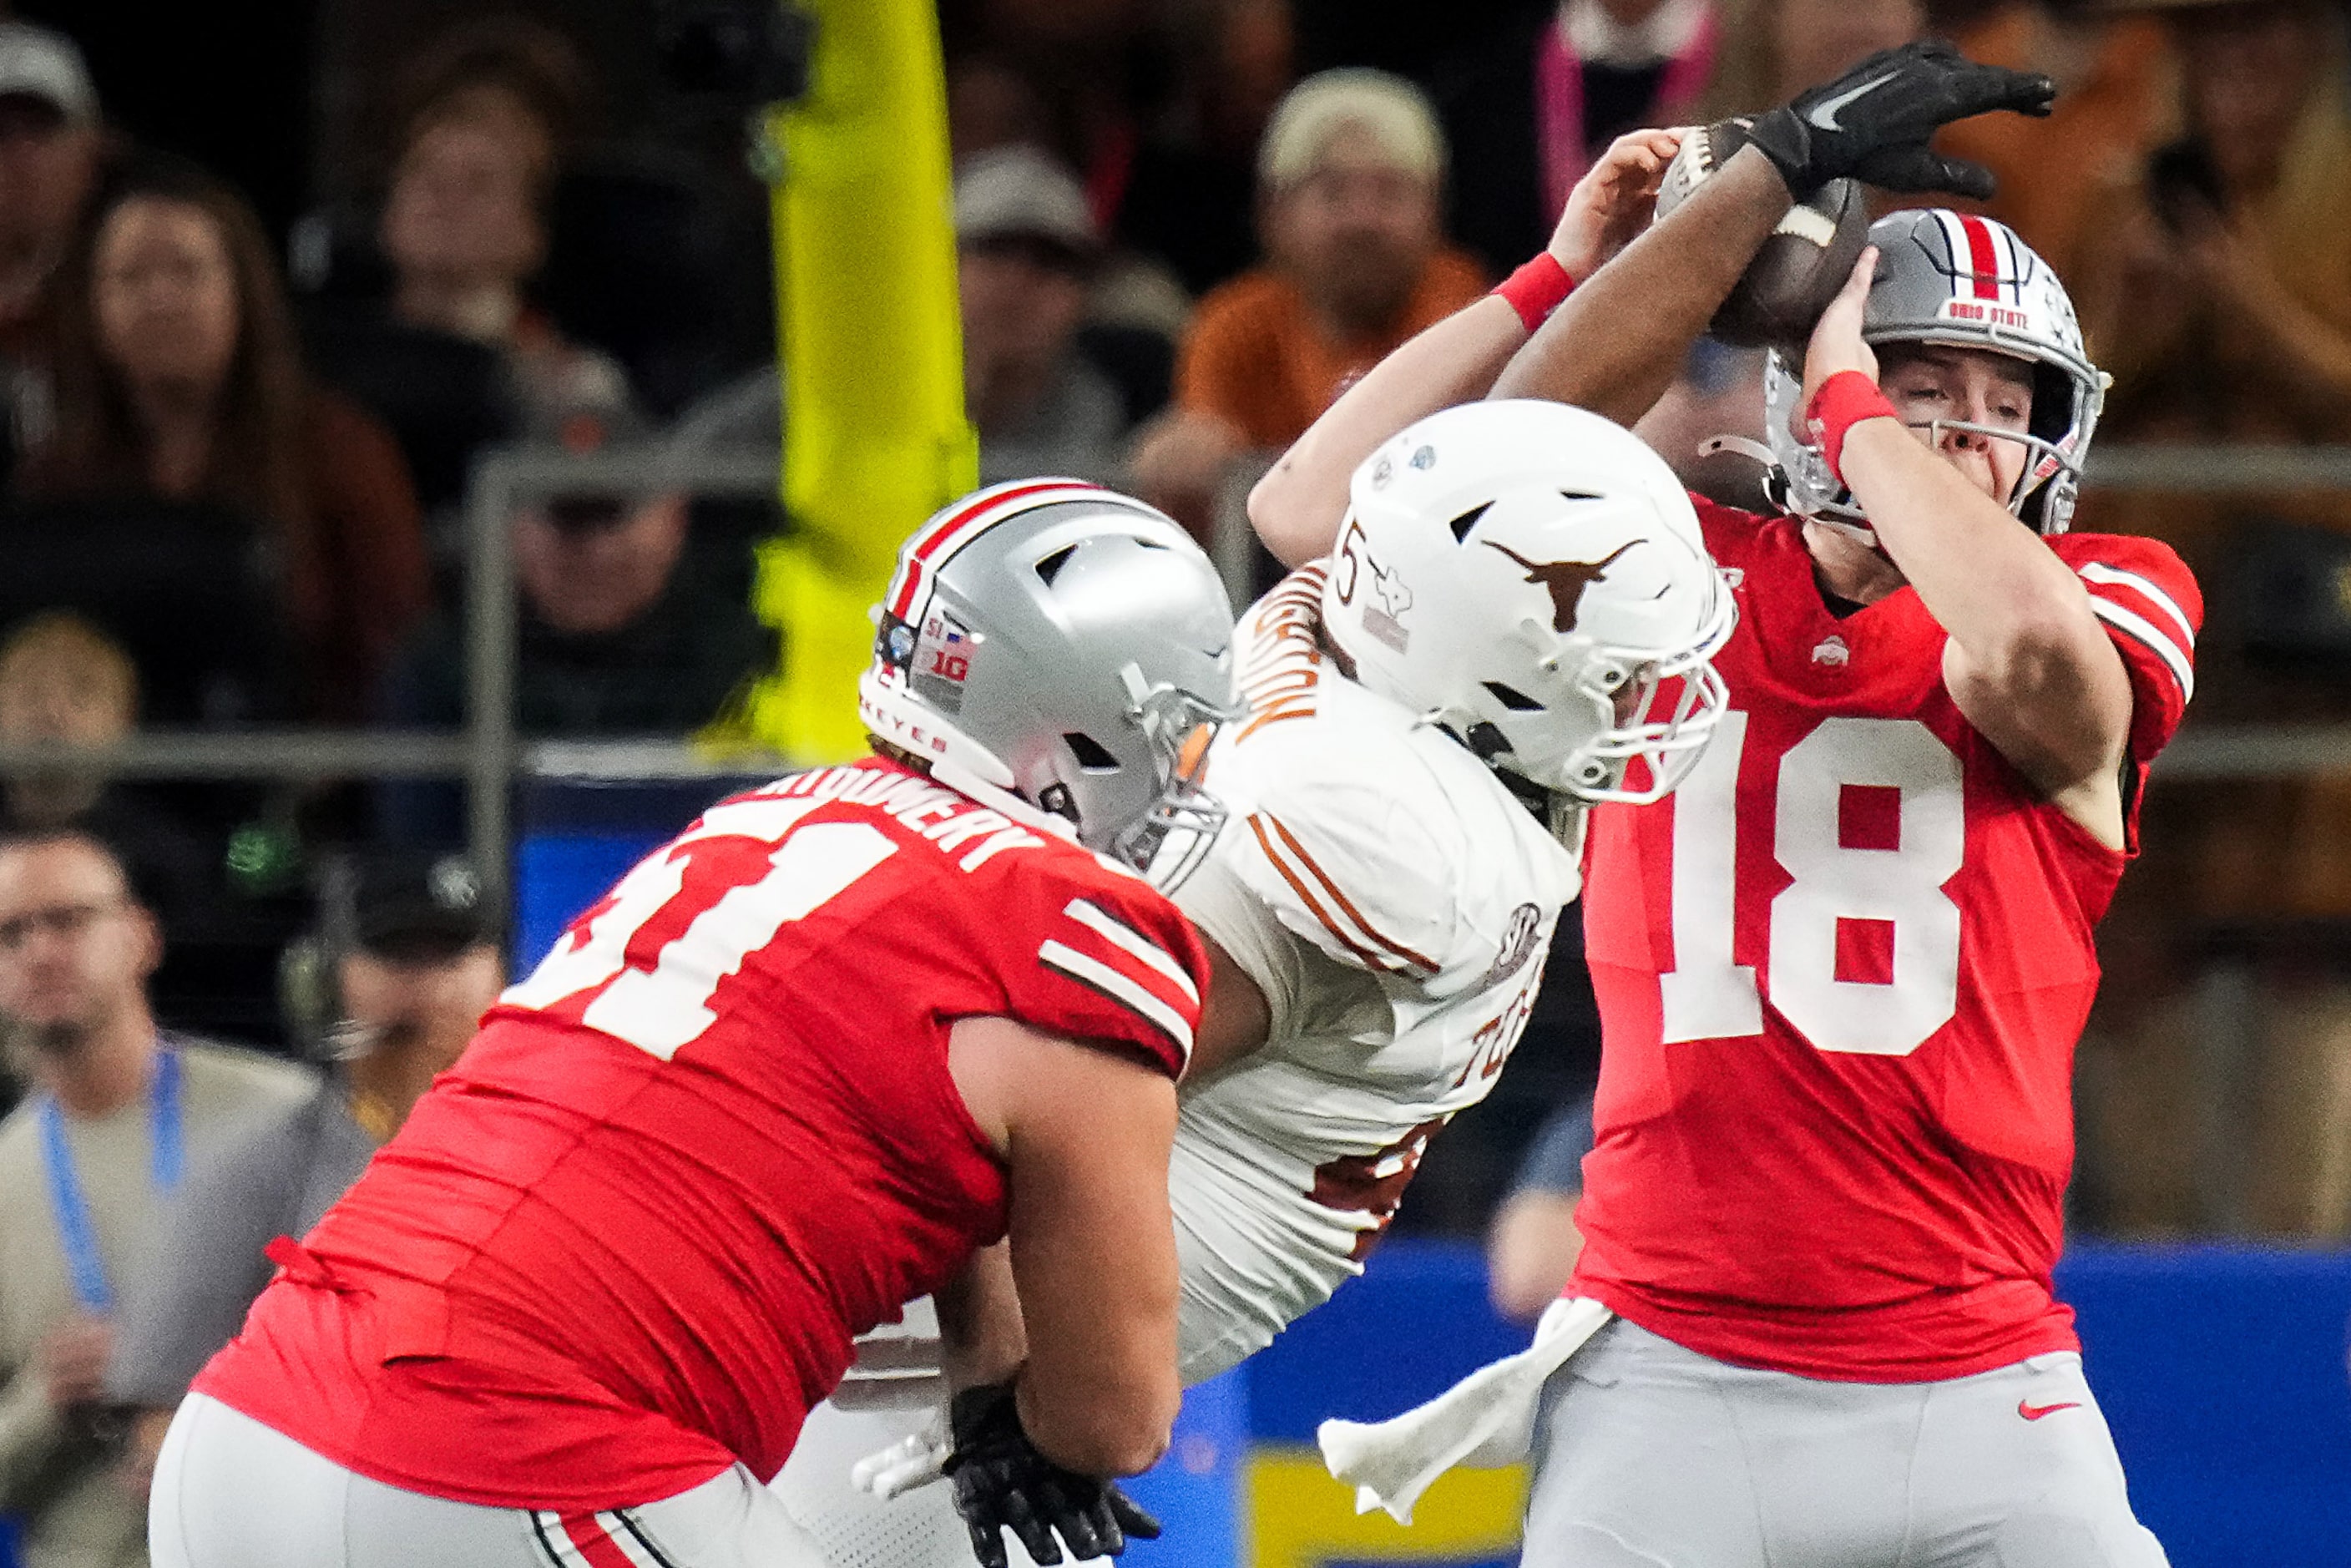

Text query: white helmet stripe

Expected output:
[884,478,1105,624]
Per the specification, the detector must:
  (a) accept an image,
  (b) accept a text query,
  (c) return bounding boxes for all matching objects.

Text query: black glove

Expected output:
[943,1383,1164,1567]
[1712,40,2055,200]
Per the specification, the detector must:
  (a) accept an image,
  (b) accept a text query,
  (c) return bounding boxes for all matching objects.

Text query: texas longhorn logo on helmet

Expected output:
[1484,541,1637,635]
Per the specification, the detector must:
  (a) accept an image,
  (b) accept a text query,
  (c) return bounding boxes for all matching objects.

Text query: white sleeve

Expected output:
[1171,847,1309,1046]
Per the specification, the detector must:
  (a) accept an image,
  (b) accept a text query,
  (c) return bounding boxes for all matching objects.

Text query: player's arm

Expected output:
[933,1241,1025,1393]
[1249,130,1685,569]
[1492,44,2053,423]
[1189,933,1272,1080]
[1489,146,1790,427]
[1805,254,2135,842]
[948,1015,1181,1476]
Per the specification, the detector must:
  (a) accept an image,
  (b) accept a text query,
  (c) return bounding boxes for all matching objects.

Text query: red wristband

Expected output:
[1805,370,1900,486]
[1494,253,1575,332]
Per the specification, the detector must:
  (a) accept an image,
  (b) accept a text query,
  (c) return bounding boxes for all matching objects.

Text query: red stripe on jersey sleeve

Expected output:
[555,1515,638,1568]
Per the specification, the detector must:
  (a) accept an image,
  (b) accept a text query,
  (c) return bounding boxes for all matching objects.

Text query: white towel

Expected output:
[1315,1296,1613,1525]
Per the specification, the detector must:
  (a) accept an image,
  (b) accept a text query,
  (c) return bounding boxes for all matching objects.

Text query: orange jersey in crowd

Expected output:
[1175,250,1489,449]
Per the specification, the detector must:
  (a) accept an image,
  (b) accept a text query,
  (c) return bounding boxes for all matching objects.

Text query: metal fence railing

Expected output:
[13,441,2351,860]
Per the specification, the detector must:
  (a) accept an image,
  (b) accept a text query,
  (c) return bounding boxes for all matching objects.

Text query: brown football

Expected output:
[1652,128,1871,351]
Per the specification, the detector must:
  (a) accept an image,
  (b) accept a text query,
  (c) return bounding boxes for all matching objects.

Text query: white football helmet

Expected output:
[1762,209,2106,538]
[1324,400,1735,817]
[858,480,1237,883]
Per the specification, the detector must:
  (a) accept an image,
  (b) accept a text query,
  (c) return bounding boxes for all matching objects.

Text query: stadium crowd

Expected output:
[0,0,2345,1560]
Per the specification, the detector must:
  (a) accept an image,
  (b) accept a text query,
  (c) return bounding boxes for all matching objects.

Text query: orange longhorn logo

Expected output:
[1484,541,1636,634]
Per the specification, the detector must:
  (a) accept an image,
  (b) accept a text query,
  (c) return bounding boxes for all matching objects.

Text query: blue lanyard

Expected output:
[37,1046,182,1313]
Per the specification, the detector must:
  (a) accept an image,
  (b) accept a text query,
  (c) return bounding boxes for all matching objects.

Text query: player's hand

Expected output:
[850,1414,953,1500]
[1727,41,2055,200]
[1549,128,1684,282]
[943,1383,1164,1567]
[1801,246,1881,408]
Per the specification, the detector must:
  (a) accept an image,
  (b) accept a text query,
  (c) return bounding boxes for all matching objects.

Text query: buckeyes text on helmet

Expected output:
[1765,210,2106,539]
[858,481,1240,883]
[1324,400,1736,812]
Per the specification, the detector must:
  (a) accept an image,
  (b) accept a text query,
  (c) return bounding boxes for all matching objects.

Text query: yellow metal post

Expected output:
[745,0,978,762]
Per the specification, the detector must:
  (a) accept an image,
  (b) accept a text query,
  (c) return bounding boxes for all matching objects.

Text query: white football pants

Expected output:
[1522,1319,2171,1568]
[151,1393,830,1568]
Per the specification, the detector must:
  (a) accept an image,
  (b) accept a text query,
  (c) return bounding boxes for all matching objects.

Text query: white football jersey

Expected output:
[1168,565,1583,1383]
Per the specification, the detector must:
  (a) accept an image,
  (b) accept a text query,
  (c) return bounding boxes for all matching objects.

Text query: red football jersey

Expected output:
[1571,504,2199,1381]
[195,759,1206,1510]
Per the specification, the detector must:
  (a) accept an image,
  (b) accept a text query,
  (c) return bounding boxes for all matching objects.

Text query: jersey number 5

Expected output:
[503,796,900,1060]
[1659,713,1964,1056]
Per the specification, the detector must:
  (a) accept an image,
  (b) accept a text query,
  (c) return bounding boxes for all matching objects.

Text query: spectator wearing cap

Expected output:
[0,23,104,491]
[376,409,769,844]
[1129,68,1485,539]
[957,146,1150,488]
[14,154,430,722]
[107,852,503,1497]
[0,828,307,1568]
[663,148,1177,509]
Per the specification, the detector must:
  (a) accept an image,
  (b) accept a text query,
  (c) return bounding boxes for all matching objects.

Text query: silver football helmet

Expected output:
[1327,400,1734,821]
[858,480,1237,883]
[1763,209,2106,537]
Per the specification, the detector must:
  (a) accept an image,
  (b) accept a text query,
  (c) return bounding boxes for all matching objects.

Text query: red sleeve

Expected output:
[2053,532,2202,766]
[985,853,1209,1080]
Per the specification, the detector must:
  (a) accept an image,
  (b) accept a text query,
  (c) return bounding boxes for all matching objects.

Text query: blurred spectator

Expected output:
[2064,0,2351,1240]
[1130,68,1484,534]
[1108,0,1298,299]
[1699,0,1924,117]
[0,23,103,494]
[17,155,430,721]
[1934,2,2179,282]
[0,829,307,1567]
[1433,0,1718,277]
[376,27,633,438]
[0,614,216,934]
[1485,1097,1595,1323]
[295,19,601,522]
[109,851,502,1493]
[2077,0,2351,448]
[377,411,768,843]
[957,148,1148,485]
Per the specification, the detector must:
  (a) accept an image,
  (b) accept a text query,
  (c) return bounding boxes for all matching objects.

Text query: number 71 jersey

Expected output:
[1573,505,2200,1383]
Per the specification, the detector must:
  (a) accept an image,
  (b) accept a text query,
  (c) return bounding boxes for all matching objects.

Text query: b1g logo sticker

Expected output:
[913,611,979,712]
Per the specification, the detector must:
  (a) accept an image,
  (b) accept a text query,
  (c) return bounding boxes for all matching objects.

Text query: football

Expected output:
[1652,126,1871,351]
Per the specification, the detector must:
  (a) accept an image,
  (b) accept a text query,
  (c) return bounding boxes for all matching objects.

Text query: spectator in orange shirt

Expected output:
[1129,68,1485,539]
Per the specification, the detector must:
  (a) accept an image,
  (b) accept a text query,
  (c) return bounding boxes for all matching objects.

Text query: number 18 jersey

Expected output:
[1572,505,2200,1382]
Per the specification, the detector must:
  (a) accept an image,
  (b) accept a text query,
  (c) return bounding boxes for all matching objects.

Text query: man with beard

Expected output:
[1129,68,1486,538]
[0,828,306,1568]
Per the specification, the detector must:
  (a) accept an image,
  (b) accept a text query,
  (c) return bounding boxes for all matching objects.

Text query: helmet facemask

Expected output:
[1098,667,1236,888]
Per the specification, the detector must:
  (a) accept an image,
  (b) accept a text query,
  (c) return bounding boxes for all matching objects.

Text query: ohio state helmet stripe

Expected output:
[1249,812,1440,975]
[1063,898,1199,1004]
[2086,598,2194,702]
[887,479,1100,620]
[1957,214,2003,301]
[1039,938,1195,1061]
[2078,562,2196,649]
